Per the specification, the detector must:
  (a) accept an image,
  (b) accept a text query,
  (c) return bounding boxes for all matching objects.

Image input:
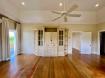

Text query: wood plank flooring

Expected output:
[31,57,84,78]
[0,53,105,78]
[0,54,40,78]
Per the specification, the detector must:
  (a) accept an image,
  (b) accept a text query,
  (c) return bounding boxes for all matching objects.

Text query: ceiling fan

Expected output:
[51,4,81,22]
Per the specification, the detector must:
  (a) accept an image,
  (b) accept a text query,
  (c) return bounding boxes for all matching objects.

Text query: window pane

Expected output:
[59,41,61,45]
[59,31,63,35]
[38,41,40,46]
[59,30,63,46]
[59,36,63,40]
[38,30,43,46]
[39,35,43,41]
[40,41,43,46]
[59,41,63,46]
[61,41,63,45]
[38,36,40,40]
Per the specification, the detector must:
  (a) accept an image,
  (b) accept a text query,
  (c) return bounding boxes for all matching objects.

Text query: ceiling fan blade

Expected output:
[67,4,78,13]
[51,11,62,14]
[67,14,81,17]
[52,15,63,21]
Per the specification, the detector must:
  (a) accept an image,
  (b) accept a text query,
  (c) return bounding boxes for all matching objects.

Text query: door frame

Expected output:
[71,31,92,54]
[98,30,105,55]
[44,32,58,56]
[9,30,17,57]
[71,31,83,52]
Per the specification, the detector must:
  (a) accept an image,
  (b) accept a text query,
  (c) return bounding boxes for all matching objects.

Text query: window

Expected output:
[38,30,43,46]
[59,30,63,46]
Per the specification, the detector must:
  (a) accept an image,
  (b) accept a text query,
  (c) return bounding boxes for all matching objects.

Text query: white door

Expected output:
[45,32,57,56]
[81,32,92,54]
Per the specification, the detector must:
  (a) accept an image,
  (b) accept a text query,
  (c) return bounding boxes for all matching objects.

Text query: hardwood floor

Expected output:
[0,55,40,78]
[0,53,105,78]
[31,57,84,78]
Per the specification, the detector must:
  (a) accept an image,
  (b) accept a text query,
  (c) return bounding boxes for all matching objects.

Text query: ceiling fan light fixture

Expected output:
[59,2,63,6]
[95,3,99,7]
[21,2,25,6]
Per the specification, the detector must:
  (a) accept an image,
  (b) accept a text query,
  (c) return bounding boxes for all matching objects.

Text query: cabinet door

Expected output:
[38,30,44,56]
[58,29,65,56]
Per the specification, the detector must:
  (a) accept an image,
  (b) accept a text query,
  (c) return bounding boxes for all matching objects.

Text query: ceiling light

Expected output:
[95,3,99,7]
[21,2,25,5]
[59,2,63,6]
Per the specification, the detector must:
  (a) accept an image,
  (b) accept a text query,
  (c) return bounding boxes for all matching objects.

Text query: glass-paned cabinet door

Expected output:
[38,30,43,46]
[59,30,64,46]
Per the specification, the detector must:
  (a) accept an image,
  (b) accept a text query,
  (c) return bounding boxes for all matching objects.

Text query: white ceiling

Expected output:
[9,0,105,11]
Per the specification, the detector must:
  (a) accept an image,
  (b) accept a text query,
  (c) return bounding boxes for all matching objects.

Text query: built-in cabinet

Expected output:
[35,27,67,56]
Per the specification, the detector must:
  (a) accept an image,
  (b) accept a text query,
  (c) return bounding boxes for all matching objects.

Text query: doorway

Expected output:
[44,28,57,56]
[100,32,105,55]
[72,32,81,51]
[9,31,16,58]
[45,32,57,56]
[72,32,92,54]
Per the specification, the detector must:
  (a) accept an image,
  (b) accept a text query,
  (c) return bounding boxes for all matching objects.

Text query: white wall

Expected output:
[20,10,97,24]
[0,0,19,21]
[22,31,35,54]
